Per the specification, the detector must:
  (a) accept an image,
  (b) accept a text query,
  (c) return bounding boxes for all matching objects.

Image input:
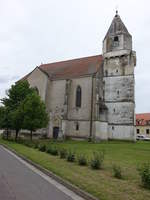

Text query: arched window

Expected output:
[76,86,82,108]
[34,87,39,95]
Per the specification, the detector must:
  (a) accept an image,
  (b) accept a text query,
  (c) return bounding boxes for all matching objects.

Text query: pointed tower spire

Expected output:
[103,12,132,55]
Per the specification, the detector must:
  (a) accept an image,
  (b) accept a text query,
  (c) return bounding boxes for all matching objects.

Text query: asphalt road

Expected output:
[0,146,84,200]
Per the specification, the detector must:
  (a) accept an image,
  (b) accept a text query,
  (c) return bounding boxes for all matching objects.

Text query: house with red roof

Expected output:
[21,11,136,141]
[136,113,150,136]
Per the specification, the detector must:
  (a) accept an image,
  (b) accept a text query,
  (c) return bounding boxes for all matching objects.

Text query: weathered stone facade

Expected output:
[24,12,136,141]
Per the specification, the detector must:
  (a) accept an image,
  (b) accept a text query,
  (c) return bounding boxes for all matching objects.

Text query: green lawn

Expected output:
[1,138,150,200]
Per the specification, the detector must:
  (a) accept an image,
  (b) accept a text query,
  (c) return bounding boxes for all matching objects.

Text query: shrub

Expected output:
[46,146,58,156]
[50,146,58,156]
[66,150,75,162]
[113,165,123,179]
[38,144,46,152]
[59,148,67,159]
[90,151,104,170]
[138,163,150,189]
[78,154,87,166]
[46,146,52,154]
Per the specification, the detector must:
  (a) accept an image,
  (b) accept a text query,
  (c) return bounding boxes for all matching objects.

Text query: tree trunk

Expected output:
[30,130,33,141]
[15,130,19,141]
[6,128,9,140]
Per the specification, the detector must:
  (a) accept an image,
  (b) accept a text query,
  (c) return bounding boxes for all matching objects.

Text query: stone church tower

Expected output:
[102,11,136,140]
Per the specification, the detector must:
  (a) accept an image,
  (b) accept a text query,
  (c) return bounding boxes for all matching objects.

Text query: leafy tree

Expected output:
[1,80,34,110]
[0,106,12,139]
[21,93,49,140]
[1,80,35,140]
[10,107,24,141]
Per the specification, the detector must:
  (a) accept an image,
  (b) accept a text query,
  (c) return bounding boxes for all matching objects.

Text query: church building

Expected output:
[22,12,136,141]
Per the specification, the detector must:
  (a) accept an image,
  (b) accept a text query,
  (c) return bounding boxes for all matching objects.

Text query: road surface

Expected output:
[0,145,84,200]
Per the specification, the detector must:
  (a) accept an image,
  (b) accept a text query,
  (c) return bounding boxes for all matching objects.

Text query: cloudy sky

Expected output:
[0,0,149,113]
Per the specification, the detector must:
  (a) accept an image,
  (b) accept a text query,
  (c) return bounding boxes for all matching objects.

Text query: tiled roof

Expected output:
[136,113,150,126]
[38,55,103,80]
[20,55,103,81]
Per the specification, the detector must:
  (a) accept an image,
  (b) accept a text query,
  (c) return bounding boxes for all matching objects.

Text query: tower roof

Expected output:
[104,11,131,40]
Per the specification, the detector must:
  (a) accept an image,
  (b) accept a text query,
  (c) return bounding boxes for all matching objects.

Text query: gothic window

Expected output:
[76,86,82,108]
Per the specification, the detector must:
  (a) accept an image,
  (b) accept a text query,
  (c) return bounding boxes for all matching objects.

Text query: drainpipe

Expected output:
[90,75,94,140]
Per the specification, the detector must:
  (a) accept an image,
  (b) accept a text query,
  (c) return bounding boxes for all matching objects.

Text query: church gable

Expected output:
[27,67,48,101]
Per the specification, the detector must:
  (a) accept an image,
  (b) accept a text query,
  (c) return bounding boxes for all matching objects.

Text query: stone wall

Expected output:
[27,68,48,101]
[103,52,135,141]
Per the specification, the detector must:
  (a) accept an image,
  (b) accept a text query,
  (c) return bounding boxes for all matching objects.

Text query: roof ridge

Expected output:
[39,54,102,67]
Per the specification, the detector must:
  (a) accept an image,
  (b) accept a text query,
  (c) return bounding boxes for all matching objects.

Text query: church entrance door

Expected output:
[53,127,59,139]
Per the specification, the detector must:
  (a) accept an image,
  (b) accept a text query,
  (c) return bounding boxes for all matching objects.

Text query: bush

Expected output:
[90,151,104,170]
[138,163,150,189]
[50,146,58,156]
[113,165,123,179]
[46,146,52,154]
[66,150,75,162]
[59,148,67,159]
[38,144,46,152]
[46,146,58,156]
[78,154,87,166]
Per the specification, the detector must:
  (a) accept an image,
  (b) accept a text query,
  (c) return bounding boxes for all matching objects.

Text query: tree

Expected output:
[1,80,34,110]
[10,107,24,141]
[21,93,49,140]
[1,80,35,140]
[0,106,12,139]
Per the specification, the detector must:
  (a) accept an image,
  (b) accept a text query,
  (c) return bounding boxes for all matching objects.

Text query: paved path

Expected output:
[0,145,84,200]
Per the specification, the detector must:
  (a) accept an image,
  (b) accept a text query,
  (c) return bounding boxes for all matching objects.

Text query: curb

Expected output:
[2,144,99,200]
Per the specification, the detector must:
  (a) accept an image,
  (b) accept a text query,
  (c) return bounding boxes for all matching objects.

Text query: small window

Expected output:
[105,70,108,77]
[146,129,149,134]
[76,122,79,131]
[113,36,119,47]
[137,129,140,134]
[112,126,114,130]
[116,69,118,73]
[113,108,115,113]
[103,90,105,99]
[117,90,119,95]
[114,36,119,42]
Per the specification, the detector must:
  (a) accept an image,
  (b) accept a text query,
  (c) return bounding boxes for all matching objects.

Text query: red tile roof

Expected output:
[21,55,103,81]
[136,113,150,126]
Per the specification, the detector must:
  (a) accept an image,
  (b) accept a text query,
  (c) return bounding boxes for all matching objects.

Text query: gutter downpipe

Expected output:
[89,75,94,140]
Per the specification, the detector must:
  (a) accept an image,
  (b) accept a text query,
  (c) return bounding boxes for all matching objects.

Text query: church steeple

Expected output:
[103,11,132,55]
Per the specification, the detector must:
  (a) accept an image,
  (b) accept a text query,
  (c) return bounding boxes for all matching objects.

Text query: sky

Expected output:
[0,0,150,113]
